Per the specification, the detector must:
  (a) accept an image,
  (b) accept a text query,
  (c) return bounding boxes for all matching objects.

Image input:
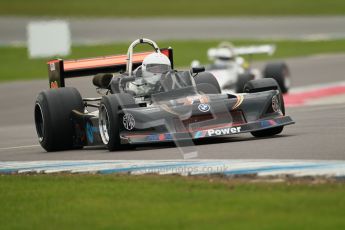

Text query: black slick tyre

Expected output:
[263,62,290,94]
[34,87,84,151]
[244,79,285,137]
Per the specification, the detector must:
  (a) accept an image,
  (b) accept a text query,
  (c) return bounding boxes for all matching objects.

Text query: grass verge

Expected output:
[0,174,345,230]
[1,39,345,82]
[1,0,345,17]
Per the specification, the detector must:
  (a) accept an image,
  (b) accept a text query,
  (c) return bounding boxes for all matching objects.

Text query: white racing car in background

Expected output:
[191,42,291,94]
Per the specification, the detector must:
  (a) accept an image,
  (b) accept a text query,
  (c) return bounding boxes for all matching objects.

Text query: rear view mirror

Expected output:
[191,66,205,74]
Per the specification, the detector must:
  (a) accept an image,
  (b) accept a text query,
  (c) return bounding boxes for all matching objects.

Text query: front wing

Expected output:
[120,115,294,144]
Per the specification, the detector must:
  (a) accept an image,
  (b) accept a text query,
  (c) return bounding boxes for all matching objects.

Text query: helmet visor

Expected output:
[146,64,171,74]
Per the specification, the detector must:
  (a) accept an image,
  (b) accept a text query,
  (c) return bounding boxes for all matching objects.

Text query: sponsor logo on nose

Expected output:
[198,103,210,112]
[207,127,242,136]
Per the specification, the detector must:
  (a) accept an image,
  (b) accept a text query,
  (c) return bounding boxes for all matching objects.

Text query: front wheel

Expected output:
[99,96,121,151]
[244,79,285,137]
[99,93,136,151]
[251,126,284,137]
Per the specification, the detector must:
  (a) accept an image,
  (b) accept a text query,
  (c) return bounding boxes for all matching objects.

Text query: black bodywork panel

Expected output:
[70,89,294,147]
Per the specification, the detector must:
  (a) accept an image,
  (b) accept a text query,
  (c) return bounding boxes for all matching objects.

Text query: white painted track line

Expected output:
[0,145,40,151]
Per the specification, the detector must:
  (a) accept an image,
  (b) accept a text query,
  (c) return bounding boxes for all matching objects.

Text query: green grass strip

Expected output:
[1,0,345,17]
[0,174,345,230]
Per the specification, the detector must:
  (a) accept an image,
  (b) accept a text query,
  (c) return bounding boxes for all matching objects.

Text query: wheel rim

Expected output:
[99,104,110,145]
[34,103,45,142]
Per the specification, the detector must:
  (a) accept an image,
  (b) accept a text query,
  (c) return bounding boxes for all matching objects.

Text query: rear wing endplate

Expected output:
[47,48,173,88]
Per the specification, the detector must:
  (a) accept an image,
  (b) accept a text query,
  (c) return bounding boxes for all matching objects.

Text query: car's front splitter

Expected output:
[120,115,294,144]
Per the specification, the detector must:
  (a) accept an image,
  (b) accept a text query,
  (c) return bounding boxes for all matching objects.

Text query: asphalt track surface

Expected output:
[1,16,345,45]
[0,54,344,161]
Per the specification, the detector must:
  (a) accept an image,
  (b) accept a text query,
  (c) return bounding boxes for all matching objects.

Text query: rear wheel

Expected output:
[196,83,220,94]
[194,72,221,94]
[244,79,285,137]
[236,73,254,93]
[34,87,84,151]
[263,62,291,94]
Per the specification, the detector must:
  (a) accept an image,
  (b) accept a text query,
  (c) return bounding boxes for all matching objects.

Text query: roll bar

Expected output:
[126,38,161,77]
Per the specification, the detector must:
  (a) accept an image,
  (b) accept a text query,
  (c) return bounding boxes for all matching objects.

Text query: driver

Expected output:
[213,47,236,67]
[128,52,171,96]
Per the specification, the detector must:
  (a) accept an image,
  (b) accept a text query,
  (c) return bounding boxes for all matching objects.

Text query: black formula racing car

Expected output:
[34,38,294,152]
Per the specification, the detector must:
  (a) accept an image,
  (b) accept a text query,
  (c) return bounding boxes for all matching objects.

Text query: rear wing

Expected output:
[47,48,173,88]
[207,44,275,60]
[233,45,276,56]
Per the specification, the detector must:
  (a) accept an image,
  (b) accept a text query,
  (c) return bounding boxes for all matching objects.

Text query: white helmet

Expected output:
[214,48,235,60]
[142,52,171,84]
[212,48,235,67]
